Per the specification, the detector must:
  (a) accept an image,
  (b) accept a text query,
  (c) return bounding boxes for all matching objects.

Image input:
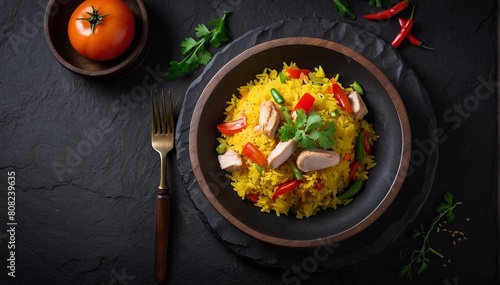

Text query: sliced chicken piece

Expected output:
[254,100,280,137]
[267,139,298,169]
[218,149,244,172]
[296,149,340,172]
[347,91,368,120]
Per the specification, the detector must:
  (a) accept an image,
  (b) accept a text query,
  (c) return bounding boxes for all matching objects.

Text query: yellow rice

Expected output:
[218,63,377,218]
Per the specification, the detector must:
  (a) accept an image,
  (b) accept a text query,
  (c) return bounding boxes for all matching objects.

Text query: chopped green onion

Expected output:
[270,88,285,104]
[291,162,303,180]
[279,72,287,84]
[254,163,264,174]
[281,106,293,125]
[216,143,227,154]
[351,81,365,95]
[330,109,341,117]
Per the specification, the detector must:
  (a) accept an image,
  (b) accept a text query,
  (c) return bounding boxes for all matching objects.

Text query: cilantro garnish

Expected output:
[278,109,335,149]
[165,12,230,81]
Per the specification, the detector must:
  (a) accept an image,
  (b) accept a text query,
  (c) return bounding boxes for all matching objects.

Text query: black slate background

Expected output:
[0,0,497,284]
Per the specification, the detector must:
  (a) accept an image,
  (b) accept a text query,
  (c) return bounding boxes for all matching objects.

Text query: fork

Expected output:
[150,89,174,284]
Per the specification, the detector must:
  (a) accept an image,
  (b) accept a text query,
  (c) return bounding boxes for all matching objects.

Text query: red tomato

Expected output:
[241,142,266,166]
[217,116,247,135]
[286,67,311,79]
[293,93,315,114]
[68,0,135,61]
[272,179,302,199]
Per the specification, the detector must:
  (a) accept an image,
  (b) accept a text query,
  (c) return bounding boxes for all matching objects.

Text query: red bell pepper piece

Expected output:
[217,115,247,135]
[292,93,315,115]
[330,82,353,114]
[286,67,311,79]
[364,129,372,155]
[272,179,302,199]
[241,142,266,166]
[314,181,324,190]
[246,193,259,203]
[348,161,360,184]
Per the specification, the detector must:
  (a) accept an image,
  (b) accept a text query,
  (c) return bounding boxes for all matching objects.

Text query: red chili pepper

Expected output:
[392,18,414,48]
[329,80,353,114]
[364,129,372,155]
[241,142,266,166]
[286,67,311,79]
[217,115,247,135]
[272,179,302,199]
[398,17,434,50]
[362,0,409,20]
[348,161,360,184]
[293,93,315,115]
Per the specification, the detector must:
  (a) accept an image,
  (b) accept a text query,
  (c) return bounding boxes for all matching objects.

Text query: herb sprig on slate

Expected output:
[165,12,230,81]
[399,192,462,279]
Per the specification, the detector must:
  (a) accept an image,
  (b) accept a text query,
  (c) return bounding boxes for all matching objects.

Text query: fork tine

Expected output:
[151,89,157,135]
[161,89,168,134]
[167,90,174,134]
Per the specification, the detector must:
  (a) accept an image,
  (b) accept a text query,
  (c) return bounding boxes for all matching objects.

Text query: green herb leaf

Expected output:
[278,109,335,149]
[368,0,383,7]
[195,24,210,38]
[444,192,454,205]
[399,192,462,279]
[165,12,230,81]
[305,112,323,132]
[332,0,356,20]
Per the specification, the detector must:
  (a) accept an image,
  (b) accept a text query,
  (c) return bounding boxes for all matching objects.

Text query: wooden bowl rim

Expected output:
[189,37,411,248]
[43,0,149,78]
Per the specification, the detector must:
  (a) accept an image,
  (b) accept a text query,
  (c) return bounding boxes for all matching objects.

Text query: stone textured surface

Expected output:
[0,0,497,284]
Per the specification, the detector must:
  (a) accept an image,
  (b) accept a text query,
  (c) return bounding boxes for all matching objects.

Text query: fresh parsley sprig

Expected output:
[332,0,356,20]
[399,192,462,279]
[278,109,335,149]
[165,12,230,81]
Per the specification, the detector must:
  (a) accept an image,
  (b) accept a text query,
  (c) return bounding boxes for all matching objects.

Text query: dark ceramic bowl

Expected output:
[189,37,411,248]
[44,0,150,78]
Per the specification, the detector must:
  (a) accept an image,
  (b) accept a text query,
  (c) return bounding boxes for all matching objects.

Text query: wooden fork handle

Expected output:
[155,190,170,284]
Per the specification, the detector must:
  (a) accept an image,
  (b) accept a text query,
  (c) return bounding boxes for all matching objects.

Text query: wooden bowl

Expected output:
[189,37,411,248]
[44,0,150,78]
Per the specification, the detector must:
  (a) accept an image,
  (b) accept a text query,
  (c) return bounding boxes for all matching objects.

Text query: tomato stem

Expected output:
[77,6,109,35]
